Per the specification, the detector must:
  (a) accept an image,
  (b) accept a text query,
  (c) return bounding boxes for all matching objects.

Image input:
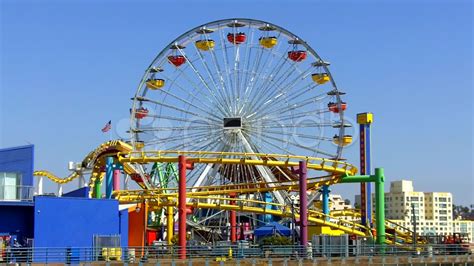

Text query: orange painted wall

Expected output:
[128,203,146,246]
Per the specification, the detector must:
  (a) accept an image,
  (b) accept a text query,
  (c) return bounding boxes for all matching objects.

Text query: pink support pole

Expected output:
[113,169,121,192]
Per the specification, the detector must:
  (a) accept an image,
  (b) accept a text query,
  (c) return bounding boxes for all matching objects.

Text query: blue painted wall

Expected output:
[0,204,34,244]
[62,187,89,198]
[34,197,121,248]
[0,145,34,186]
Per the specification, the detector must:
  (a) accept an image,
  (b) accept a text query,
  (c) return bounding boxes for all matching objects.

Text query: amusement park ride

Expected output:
[33,19,423,258]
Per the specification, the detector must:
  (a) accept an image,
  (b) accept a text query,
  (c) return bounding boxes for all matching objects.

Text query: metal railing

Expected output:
[0,244,471,263]
[0,185,34,201]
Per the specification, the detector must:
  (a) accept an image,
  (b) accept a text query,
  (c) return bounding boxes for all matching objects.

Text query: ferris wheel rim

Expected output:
[130,18,346,164]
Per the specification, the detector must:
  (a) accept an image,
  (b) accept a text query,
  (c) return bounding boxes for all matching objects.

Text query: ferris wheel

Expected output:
[129,19,349,234]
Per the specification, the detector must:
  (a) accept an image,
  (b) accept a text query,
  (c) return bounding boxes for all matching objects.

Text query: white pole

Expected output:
[58,184,63,196]
[78,174,86,188]
[37,176,43,195]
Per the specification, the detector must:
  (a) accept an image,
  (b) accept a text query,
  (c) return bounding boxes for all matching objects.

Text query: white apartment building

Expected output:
[355,180,457,237]
[453,219,474,243]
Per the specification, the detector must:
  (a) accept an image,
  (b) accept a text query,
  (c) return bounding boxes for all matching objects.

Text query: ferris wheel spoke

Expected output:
[249,64,315,114]
[241,46,266,111]
[217,27,236,115]
[140,97,220,123]
[241,31,283,111]
[251,108,329,124]
[146,114,217,125]
[251,60,306,110]
[245,82,317,120]
[245,127,332,141]
[244,34,286,95]
[205,45,235,113]
[143,80,223,121]
[246,128,335,157]
[169,136,221,154]
[172,53,230,116]
[192,45,235,113]
[252,94,329,120]
[159,72,226,117]
[145,131,212,146]
[242,130,294,155]
[238,24,255,106]
[243,50,293,114]
[139,125,220,132]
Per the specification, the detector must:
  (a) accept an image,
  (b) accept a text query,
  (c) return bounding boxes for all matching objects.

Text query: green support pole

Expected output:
[340,168,385,245]
[374,168,385,245]
[94,178,102,199]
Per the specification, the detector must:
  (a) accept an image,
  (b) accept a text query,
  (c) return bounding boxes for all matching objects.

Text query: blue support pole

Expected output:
[105,157,114,199]
[365,124,372,225]
[322,185,330,221]
[357,112,373,227]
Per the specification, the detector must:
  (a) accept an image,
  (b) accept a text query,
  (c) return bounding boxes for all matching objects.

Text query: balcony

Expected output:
[0,185,34,202]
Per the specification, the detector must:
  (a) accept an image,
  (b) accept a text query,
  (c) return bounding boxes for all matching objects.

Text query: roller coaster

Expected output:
[33,18,423,257]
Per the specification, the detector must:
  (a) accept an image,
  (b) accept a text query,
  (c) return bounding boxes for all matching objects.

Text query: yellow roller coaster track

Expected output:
[33,140,143,197]
[116,150,358,176]
[32,140,422,245]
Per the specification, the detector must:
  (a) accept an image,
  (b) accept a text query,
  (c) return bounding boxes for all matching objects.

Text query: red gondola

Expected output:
[130,173,150,183]
[288,51,307,62]
[168,55,186,67]
[227,33,246,44]
[328,102,347,113]
[135,108,149,119]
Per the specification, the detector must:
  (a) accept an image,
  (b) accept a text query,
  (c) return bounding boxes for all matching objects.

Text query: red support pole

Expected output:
[178,155,187,259]
[230,193,237,243]
[299,160,308,248]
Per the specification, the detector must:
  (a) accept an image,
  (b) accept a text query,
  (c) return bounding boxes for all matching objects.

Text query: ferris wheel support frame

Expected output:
[238,131,286,205]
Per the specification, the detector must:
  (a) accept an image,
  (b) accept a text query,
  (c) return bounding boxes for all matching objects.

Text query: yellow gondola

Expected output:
[333,135,352,146]
[195,40,215,51]
[146,79,165,90]
[312,73,330,85]
[259,37,277,49]
[135,141,145,150]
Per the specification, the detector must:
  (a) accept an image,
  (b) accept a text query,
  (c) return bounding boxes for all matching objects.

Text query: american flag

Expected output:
[101,120,112,133]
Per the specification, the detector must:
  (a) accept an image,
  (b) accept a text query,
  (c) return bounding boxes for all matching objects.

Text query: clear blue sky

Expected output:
[1,0,472,205]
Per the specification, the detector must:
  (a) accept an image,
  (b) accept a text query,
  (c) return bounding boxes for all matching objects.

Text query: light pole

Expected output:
[411,203,417,251]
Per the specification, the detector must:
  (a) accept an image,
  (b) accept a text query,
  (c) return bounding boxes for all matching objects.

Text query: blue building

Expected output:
[0,145,128,262]
[0,145,35,245]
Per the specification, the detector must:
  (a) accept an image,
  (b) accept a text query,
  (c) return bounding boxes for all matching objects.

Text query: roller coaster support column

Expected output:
[358,112,374,226]
[230,193,237,243]
[105,157,114,198]
[341,168,385,245]
[322,185,330,221]
[374,168,385,245]
[298,160,308,247]
[166,205,174,245]
[178,155,194,259]
[94,177,101,199]
[113,170,121,191]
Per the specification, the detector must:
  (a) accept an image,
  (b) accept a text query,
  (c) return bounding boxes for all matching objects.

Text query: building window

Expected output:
[0,172,22,200]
